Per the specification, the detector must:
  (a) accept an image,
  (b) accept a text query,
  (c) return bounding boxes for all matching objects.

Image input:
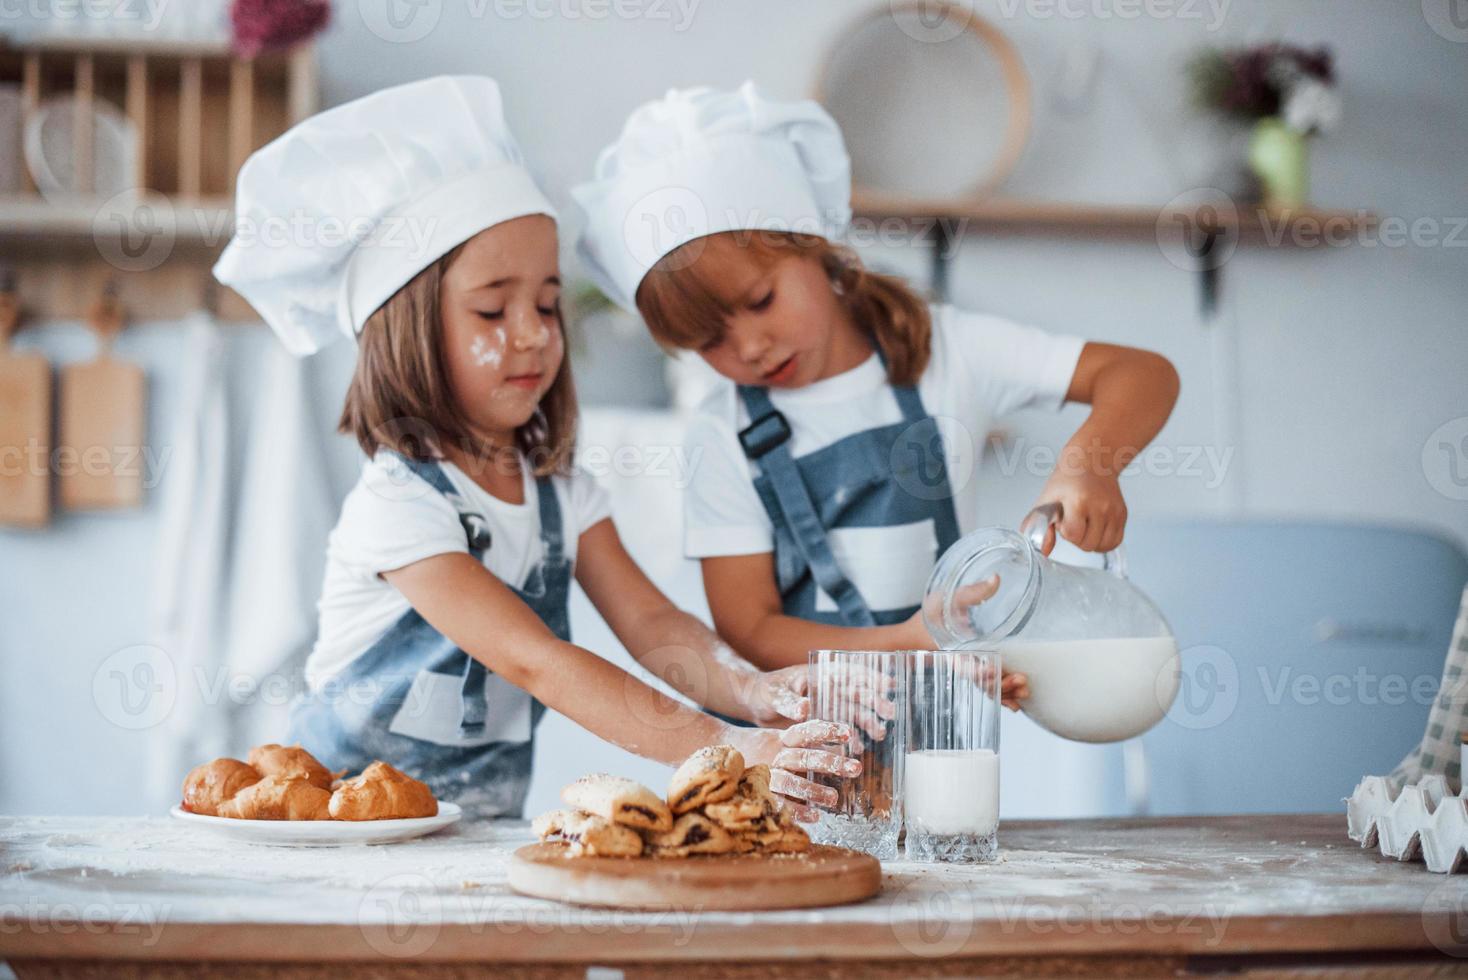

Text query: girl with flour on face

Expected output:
[214,77,864,819]
[574,84,1179,698]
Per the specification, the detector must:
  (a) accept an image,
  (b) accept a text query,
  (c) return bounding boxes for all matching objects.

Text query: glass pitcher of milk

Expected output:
[923,502,1180,743]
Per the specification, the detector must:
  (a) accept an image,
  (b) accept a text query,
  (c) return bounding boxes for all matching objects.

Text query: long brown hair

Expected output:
[338,244,579,476]
[635,231,933,386]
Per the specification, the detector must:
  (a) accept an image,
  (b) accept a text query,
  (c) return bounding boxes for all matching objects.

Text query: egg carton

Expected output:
[1347,774,1468,873]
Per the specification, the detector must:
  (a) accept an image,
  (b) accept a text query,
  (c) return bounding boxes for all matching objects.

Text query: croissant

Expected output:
[328,761,437,821]
[181,758,262,816]
[246,743,335,790]
[217,774,333,821]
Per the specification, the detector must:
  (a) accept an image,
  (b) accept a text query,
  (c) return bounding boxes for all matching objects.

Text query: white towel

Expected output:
[147,311,232,809]
[223,338,336,749]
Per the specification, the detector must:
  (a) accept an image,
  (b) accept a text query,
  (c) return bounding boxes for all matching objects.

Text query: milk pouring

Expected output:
[924,502,1179,744]
[997,637,1179,743]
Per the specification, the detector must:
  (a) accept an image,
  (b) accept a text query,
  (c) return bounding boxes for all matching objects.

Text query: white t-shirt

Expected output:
[683,305,1085,616]
[306,452,612,690]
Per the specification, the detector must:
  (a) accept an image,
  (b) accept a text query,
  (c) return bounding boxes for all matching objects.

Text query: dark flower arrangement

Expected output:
[1188,43,1340,135]
[230,0,331,58]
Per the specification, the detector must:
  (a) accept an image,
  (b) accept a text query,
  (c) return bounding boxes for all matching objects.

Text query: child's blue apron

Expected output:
[287,453,569,817]
[730,373,963,738]
[736,375,962,628]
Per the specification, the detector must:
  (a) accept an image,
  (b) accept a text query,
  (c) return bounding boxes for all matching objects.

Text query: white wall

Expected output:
[2,0,1465,817]
[310,0,1468,547]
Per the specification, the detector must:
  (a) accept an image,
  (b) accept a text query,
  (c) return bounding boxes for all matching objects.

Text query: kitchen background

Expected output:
[1,0,1465,821]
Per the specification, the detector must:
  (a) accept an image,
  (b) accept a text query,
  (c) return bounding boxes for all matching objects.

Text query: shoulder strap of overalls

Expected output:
[390,451,564,737]
[532,474,565,565]
[392,452,563,558]
[736,383,877,627]
[889,374,962,550]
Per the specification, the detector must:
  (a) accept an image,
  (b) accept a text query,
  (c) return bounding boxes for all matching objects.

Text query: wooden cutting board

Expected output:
[58,291,146,511]
[0,291,51,527]
[508,842,882,911]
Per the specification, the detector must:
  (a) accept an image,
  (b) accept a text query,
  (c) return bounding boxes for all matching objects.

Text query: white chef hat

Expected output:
[572,81,851,313]
[213,75,556,356]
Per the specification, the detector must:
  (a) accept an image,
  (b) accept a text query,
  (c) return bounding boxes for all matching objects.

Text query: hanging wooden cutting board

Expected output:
[0,289,51,527]
[508,842,883,911]
[58,289,146,510]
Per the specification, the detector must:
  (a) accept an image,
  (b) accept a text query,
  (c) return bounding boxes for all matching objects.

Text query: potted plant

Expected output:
[1187,43,1341,210]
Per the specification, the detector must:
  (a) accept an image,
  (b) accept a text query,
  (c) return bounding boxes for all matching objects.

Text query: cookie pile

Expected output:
[181,744,437,822]
[533,745,810,858]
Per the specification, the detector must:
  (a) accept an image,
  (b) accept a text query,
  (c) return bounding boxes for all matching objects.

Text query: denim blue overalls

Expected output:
[287,453,569,817]
[714,366,963,729]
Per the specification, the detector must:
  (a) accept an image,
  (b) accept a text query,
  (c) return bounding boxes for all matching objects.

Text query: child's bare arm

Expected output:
[383,553,729,765]
[382,552,855,805]
[1036,342,1180,554]
[700,552,930,671]
[575,518,822,726]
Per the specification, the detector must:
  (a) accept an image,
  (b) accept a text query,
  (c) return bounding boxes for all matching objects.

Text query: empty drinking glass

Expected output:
[806,649,905,859]
[906,650,1002,862]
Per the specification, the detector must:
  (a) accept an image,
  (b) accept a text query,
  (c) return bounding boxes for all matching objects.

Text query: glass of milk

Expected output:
[806,650,906,859]
[905,650,1001,862]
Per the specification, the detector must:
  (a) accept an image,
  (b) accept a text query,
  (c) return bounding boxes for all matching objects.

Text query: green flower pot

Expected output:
[1248,117,1310,209]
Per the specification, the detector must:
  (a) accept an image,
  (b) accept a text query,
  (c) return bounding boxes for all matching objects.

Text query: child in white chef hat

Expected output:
[214,76,865,818]
[575,83,1180,677]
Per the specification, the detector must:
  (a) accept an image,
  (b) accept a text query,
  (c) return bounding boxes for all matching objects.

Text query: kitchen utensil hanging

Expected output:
[58,283,147,511]
[814,0,1032,203]
[0,272,52,528]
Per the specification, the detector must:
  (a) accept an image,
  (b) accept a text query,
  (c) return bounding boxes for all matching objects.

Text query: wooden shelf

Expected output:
[0,194,233,241]
[851,191,1377,242]
[0,35,317,323]
[852,190,1377,311]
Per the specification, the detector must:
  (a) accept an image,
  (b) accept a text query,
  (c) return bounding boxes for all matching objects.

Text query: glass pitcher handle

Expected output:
[1020,502,1130,578]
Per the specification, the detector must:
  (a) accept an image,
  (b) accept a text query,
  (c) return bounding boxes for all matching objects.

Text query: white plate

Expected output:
[169,802,462,847]
[24,95,139,202]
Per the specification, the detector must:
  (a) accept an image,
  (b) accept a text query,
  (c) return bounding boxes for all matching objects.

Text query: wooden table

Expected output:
[2,814,1467,977]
